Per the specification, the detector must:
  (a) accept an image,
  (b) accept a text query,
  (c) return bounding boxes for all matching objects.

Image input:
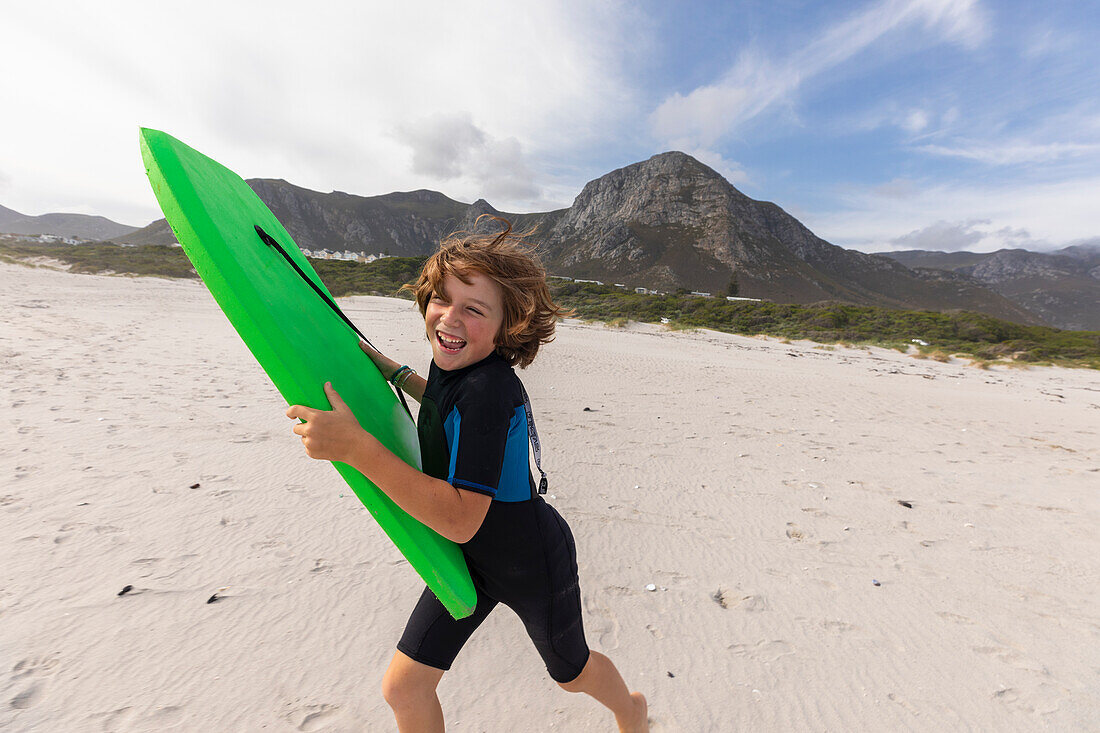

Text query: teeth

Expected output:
[438,332,465,348]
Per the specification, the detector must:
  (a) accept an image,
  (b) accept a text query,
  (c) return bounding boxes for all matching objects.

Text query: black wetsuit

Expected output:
[396,352,590,683]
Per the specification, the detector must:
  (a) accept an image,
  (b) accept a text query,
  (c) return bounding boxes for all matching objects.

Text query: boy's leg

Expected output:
[382,650,446,733]
[387,584,498,731]
[558,651,648,733]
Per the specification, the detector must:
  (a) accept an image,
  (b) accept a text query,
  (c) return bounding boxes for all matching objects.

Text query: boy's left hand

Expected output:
[286,382,369,463]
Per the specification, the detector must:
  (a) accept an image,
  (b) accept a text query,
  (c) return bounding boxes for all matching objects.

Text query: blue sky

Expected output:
[2,0,1098,253]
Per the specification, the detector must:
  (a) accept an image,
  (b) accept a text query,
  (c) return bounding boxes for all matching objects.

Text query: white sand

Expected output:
[2,262,1098,731]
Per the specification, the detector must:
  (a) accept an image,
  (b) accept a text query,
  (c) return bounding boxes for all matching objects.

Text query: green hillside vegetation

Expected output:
[554,281,1099,368]
[310,256,423,298]
[1,239,198,279]
[4,241,1096,368]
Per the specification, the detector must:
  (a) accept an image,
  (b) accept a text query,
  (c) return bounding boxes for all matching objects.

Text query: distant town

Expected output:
[299,247,393,264]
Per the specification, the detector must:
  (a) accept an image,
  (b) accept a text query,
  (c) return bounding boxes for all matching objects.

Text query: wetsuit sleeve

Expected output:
[444,375,512,498]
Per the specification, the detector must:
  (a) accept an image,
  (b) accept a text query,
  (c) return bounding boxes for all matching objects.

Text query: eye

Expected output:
[467,307,483,316]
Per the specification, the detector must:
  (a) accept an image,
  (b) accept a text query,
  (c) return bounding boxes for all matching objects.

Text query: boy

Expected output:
[286,219,648,732]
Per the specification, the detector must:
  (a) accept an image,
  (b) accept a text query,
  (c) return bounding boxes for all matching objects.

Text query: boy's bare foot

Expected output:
[618,692,648,732]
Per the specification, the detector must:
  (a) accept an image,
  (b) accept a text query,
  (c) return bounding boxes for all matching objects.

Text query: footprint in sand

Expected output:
[887,692,920,715]
[820,619,859,634]
[734,594,768,612]
[287,703,342,732]
[785,523,807,541]
[9,655,60,710]
[54,522,89,545]
[93,525,124,535]
[147,705,185,726]
[728,639,794,662]
[584,597,621,649]
[974,644,1048,674]
[10,684,43,710]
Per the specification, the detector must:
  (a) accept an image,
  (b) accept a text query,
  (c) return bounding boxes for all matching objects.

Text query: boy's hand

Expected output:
[359,339,399,380]
[286,382,371,463]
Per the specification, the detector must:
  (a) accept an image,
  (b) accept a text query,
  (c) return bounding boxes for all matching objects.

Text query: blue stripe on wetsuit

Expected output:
[443,405,531,502]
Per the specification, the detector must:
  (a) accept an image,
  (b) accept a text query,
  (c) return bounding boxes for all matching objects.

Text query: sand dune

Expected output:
[2,262,1098,731]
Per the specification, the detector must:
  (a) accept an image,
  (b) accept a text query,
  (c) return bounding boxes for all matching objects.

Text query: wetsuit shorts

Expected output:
[396,496,590,683]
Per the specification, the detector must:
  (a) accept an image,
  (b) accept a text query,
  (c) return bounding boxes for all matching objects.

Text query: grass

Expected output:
[1,240,199,279]
[5,240,1097,369]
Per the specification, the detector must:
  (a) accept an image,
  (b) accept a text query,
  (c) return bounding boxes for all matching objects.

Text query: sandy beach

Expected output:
[2,261,1098,731]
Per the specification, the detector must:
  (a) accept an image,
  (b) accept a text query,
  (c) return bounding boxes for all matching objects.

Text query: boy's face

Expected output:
[425,272,505,371]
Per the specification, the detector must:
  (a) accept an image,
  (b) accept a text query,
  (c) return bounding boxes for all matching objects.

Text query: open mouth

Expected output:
[437,330,467,354]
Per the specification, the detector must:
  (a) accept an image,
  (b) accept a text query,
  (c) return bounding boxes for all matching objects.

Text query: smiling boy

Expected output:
[286,219,647,732]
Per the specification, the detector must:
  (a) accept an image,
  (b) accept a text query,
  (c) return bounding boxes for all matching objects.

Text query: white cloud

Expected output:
[1023,28,1078,60]
[919,140,1100,165]
[398,114,489,181]
[806,174,1100,253]
[650,0,988,148]
[902,109,931,133]
[890,219,990,251]
[885,219,1044,253]
[844,100,952,138]
[0,0,644,222]
[681,148,752,188]
[392,113,542,206]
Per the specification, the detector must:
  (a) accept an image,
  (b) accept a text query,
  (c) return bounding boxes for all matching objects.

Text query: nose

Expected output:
[439,303,461,328]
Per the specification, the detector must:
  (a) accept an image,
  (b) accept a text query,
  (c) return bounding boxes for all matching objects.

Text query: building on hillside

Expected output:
[689,291,713,298]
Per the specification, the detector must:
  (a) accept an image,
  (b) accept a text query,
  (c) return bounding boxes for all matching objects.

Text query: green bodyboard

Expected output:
[139,128,475,619]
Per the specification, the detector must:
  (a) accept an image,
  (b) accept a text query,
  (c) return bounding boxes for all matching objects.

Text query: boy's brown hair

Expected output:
[406,216,572,368]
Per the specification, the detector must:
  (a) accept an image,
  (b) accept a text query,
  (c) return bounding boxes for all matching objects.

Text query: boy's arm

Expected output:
[344,426,489,544]
[287,383,489,543]
[359,340,425,403]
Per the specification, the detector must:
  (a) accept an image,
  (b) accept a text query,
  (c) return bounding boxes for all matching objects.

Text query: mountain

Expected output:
[880,247,1100,330]
[1055,240,1100,266]
[511,152,1042,324]
[117,180,479,253]
[0,203,25,228]
[0,204,139,240]
[116,153,1048,327]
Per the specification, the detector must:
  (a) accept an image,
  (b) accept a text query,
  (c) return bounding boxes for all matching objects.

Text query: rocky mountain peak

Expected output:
[558,151,743,240]
[460,198,505,232]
